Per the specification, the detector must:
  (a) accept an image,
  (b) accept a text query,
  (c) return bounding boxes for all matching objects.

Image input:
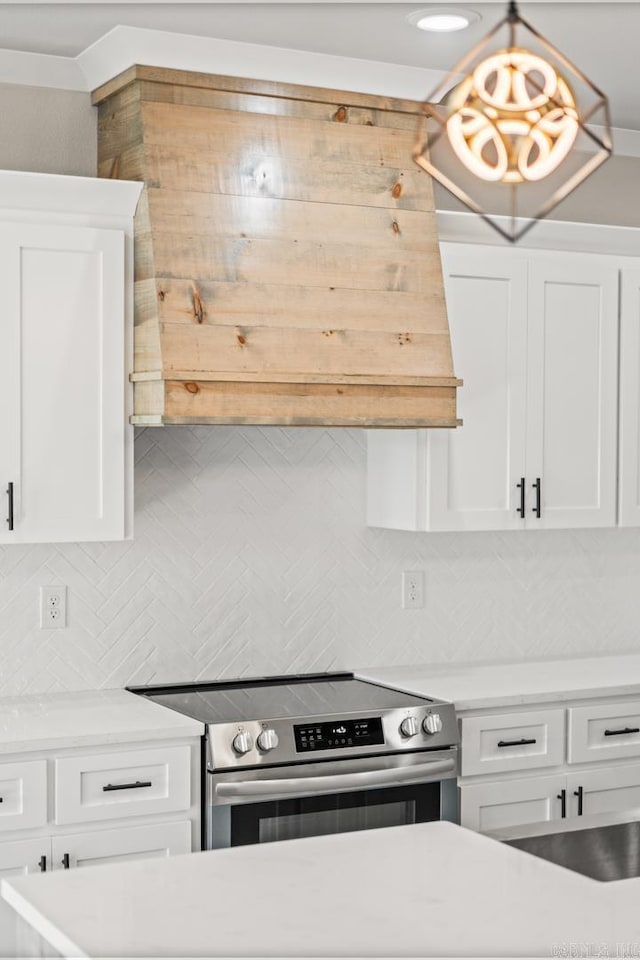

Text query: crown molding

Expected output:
[0,25,448,103]
[437,210,640,256]
[0,24,638,160]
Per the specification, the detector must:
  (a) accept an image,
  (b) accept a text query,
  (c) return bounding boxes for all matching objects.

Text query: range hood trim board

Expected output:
[94,65,460,428]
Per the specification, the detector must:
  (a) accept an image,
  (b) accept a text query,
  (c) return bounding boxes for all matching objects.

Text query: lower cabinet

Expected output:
[460,763,640,833]
[0,821,191,956]
[460,774,566,833]
[0,839,46,957]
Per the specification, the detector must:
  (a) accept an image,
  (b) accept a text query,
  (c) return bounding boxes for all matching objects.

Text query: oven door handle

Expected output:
[214,758,456,800]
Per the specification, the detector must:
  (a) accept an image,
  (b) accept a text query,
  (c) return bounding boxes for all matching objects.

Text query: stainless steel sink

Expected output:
[490,810,640,882]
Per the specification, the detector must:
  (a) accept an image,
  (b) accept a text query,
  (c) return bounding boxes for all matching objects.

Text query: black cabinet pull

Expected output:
[557,788,567,818]
[103,780,152,793]
[0,797,3,803]
[604,727,640,737]
[573,785,584,816]
[532,478,541,518]
[6,482,13,531]
[497,737,537,748]
[62,853,70,870]
[516,477,525,518]
[39,855,47,873]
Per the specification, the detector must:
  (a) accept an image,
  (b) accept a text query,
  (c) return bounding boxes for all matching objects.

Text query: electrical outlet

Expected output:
[401,571,424,609]
[40,586,67,629]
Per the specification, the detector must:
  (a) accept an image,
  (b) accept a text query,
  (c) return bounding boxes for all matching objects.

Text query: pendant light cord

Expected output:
[507,1,519,23]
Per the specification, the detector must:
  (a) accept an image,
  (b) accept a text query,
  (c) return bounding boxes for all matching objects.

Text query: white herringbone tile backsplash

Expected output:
[1,425,640,695]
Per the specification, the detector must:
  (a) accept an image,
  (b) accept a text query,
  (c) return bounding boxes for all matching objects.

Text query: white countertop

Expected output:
[0,688,203,753]
[358,651,640,710]
[3,819,640,957]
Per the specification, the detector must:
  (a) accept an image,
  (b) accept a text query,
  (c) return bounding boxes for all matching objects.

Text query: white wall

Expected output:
[1,425,640,696]
[0,83,95,177]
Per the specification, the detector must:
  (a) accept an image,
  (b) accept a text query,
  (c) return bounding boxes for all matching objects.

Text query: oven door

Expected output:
[206,748,457,848]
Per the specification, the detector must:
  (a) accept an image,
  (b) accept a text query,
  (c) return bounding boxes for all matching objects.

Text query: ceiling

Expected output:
[0,2,638,129]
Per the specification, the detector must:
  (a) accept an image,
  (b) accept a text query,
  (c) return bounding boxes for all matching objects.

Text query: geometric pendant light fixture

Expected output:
[414,1,613,242]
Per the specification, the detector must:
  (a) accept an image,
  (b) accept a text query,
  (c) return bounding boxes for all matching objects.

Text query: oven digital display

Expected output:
[294,717,384,752]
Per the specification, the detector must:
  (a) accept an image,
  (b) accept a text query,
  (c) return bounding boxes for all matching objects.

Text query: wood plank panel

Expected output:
[135,80,422,133]
[148,234,442,293]
[145,278,449,334]
[140,101,420,170]
[132,378,459,427]
[159,323,453,379]
[94,66,459,427]
[141,143,431,211]
[93,64,424,116]
[146,190,436,251]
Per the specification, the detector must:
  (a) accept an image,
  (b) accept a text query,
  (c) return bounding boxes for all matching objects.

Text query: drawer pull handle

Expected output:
[497,737,537,748]
[103,780,152,793]
[39,855,47,873]
[516,478,525,518]
[6,482,13,531]
[532,478,542,519]
[62,853,70,870]
[573,785,584,816]
[557,789,566,818]
[603,727,640,737]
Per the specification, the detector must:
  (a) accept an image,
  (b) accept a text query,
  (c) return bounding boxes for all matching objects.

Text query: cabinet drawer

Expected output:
[0,761,47,833]
[568,701,640,763]
[461,709,565,777]
[54,746,190,825]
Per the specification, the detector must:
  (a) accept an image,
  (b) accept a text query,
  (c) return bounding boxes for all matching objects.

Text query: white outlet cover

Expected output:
[40,585,67,629]
[401,571,424,609]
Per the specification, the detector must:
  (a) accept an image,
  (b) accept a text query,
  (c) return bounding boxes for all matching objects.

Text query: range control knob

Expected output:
[232,731,254,755]
[257,729,279,752]
[400,716,419,738]
[423,713,443,736]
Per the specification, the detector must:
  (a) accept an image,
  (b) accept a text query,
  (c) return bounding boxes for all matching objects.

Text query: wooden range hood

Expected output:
[93,66,461,427]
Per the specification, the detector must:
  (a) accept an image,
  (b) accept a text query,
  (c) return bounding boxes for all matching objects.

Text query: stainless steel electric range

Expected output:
[131,672,459,849]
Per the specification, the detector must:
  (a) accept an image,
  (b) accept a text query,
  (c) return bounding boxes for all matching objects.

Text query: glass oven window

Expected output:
[229,783,440,846]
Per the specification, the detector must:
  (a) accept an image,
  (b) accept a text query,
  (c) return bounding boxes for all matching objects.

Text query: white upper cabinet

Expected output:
[0,172,141,544]
[367,242,622,532]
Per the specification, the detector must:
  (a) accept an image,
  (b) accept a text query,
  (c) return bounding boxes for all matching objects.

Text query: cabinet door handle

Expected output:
[103,780,152,793]
[516,478,525,518]
[6,482,13,531]
[497,737,537,748]
[39,855,47,873]
[604,727,640,737]
[532,478,541,518]
[573,786,584,816]
[557,789,566,818]
[62,853,70,870]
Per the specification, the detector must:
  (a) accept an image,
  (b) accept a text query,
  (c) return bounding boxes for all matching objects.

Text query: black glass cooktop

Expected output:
[130,672,433,725]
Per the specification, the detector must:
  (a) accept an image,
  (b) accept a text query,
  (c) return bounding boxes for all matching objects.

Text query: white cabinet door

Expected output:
[50,821,192,870]
[425,245,529,532]
[525,254,619,529]
[367,245,622,533]
[567,765,640,819]
[459,774,566,833]
[366,245,528,531]
[0,223,126,543]
[0,838,48,958]
[619,268,640,526]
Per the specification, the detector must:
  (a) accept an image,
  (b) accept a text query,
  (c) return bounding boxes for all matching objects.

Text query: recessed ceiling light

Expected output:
[408,8,480,33]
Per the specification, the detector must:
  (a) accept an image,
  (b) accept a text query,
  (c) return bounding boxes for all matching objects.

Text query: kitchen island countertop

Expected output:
[358,651,640,711]
[3,819,640,957]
